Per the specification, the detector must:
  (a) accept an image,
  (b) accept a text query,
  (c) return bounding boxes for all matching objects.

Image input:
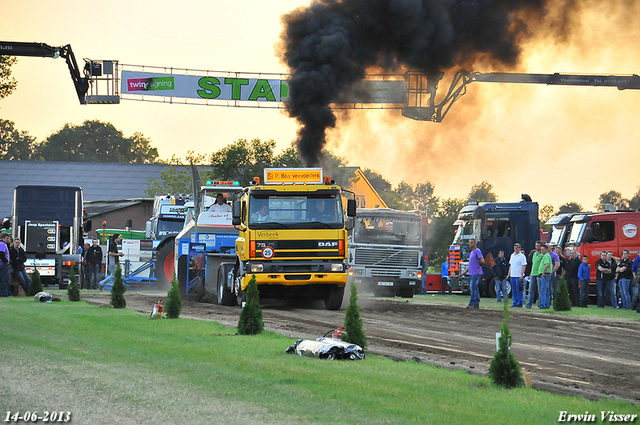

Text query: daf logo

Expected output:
[318,241,338,248]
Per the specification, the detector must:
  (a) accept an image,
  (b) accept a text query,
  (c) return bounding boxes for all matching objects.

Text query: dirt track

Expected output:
[83,291,640,404]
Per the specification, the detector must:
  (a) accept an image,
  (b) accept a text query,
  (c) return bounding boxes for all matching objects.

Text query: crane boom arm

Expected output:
[0,41,89,104]
[403,69,640,122]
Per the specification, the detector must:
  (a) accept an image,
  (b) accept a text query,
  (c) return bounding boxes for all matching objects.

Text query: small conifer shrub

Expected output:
[29,268,43,296]
[343,283,367,349]
[165,279,182,319]
[238,274,263,335]
[553,276,572,311]
[489,298,524,388]
[110,263,126,308]
[67,267,80,301]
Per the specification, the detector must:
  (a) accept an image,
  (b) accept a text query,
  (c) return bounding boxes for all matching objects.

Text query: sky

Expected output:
[2,0,640,212]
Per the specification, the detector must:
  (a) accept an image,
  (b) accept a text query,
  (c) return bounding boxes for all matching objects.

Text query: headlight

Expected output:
[459,262,469,275]
[408,270,417,277]
[250,264,264,272]
[331,263,344,272]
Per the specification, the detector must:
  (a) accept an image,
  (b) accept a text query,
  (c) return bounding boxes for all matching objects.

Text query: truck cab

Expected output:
[449,196,539,297]
[347,208,424,298]
[217,168,356,310]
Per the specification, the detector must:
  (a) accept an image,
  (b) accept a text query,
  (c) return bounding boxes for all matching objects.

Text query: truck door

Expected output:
[484,213,512,260]
[587,219,617,257]
[619,216,640,255]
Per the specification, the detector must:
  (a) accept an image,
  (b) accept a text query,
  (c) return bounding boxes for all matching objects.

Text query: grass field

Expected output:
[1,297,638,424]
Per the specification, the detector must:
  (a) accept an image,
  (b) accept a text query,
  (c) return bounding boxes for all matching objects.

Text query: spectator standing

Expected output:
[0,232,12,297]
[508,243,527,307]
[548,245,562,301]
[595,252,611,308]
[631,250,640,298]
[578,255,591,307]
[85,238,103,290]
[440,260,451,295]
[492,249,509,302]
[107,233,124,275]
[606,251,618,308]
[538,244,552,309]
[616,249,632,309]
[9,237,30,295]
[82,242,91,286]
[564,249,581,307]
[525,241,543,309]
[465,238,485,309]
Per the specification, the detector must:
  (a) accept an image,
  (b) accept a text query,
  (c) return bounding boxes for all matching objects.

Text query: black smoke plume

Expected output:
[279,0,555,165]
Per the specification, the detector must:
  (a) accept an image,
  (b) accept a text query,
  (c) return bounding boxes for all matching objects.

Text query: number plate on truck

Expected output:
[377,281,394,286]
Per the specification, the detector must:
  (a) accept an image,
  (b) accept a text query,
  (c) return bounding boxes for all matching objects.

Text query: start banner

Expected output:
[121,71,406,104]
[121,71,289,102]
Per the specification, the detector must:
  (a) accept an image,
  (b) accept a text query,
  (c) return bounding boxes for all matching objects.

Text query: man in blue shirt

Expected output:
[440,260,451,295]
[466,238,485,309]
[578,255,591,308]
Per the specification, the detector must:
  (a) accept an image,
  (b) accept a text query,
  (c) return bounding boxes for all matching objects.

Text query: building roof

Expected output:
[0,160,196,218]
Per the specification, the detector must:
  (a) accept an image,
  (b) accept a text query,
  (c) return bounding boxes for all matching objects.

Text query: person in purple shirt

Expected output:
[0,232,11,297]
[548,244,561,302]
[465,238,485,309]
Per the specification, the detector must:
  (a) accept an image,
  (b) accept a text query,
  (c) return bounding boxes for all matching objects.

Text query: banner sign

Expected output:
[121,71,406,104]
[121,71,289,102]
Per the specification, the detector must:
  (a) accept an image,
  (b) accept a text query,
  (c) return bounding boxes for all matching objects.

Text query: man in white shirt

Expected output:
[507,242,527,307]
[208,193,232,212]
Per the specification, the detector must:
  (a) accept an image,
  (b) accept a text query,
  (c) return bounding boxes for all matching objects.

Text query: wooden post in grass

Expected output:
[110,263,126,308]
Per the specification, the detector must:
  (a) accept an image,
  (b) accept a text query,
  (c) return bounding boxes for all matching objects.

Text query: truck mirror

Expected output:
[232,201,242,220]
[584,227,594,243]
[232,217,241,226]
[84,220,92,232]
[347,199,357,217]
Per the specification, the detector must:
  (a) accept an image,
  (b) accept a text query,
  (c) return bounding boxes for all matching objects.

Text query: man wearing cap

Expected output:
[208,193,232,212]
[507,243,527,307]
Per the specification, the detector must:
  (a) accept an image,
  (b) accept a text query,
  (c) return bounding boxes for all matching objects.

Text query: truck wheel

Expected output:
[399,286,414,298]
[217,264,235,306]
[156,242,175,289]
[324,285,345,310]
[485,277,497,298]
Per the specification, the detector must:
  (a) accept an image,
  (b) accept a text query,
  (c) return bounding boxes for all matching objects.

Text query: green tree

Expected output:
[320,150,356,188]
[343,282,367,349]
[489,299,524,388]
[362,168,405,209]
[394,181,416,210]
[273,145,302,168]
[557,202,583,214]
[237,274,264,335]
[34,120,158,163]
[629,187,640,210]
[553,276,572,311]
[0,56,17,100]
[414,182,439,215]
[29,268,43,297]
[210,138,276,185]
[67,267,80,302]
[146,152,208,197]
[0,119,35,160]
[595,190,629,211]
[110,263,126,308]
[467,181,497,202]
[165,279,182,319]
[539,204,555,232]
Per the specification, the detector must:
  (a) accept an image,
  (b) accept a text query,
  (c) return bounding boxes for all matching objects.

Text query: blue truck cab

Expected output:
[448,195,540,297]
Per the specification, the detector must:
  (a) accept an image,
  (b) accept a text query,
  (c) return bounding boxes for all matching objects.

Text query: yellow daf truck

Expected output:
[216,168,356,310]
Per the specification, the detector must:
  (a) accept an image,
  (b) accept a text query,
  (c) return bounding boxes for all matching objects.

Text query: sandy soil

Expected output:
[82,291,640,404]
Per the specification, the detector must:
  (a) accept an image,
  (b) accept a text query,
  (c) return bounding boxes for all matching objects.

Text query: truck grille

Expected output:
[256,239,341,259]
[354,248,420,267]
[370,268,402,277]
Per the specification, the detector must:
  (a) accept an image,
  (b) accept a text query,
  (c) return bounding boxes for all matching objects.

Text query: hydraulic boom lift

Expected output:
[0,41,119,104]
[403,69,640,122]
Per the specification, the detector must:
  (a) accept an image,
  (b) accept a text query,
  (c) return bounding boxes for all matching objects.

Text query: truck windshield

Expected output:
[157,219,184,237]
[452,219,481,244]
[354,216,421,246]
[249,195,343,229]
[548,224,567,246]
[567,222,587,245]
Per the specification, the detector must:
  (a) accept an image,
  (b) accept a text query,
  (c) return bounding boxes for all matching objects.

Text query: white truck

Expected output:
[347,208,425,298]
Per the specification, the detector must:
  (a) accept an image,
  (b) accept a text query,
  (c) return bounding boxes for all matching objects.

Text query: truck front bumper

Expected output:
[241,259,347,290]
